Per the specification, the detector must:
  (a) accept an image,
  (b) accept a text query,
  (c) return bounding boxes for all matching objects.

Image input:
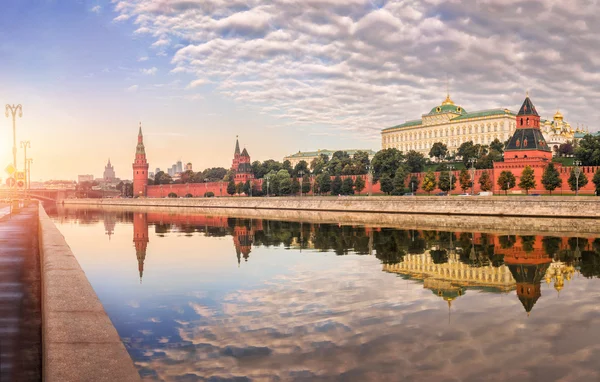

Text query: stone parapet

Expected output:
[64,196,600,219]
[38,206,141,381]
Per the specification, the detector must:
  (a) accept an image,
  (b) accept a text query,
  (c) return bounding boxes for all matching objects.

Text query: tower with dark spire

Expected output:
[104,158,116,182]
[133,212,149,283]
[133,123,149,196]
[504,94,552,162]
[231,136,254,183]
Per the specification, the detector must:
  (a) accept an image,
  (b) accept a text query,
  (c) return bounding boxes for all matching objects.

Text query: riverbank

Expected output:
[64,196,600,219]
[61,200,600,236]
[38,206,141,381]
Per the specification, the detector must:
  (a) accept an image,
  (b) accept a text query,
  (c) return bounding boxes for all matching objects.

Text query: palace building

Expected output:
[381,93,581,157]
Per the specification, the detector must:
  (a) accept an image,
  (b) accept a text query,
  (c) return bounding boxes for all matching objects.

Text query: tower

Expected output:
[133,212,149,282]
[133,123,149,197]
[504,94,552,162]
[104,158,116,182]
[231,136,241,172]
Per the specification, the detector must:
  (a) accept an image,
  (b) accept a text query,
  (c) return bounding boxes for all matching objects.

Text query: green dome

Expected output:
[427,94,467,115]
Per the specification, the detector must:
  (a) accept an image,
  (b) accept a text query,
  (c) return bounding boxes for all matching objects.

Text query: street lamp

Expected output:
[265,175,270,197]
[366,165,373,197]
[26,158,33,190]
[448,165,454,196]
[20,141,30,189]
[574,160,582,196]
[299,170,304,197]
[5,104,23,169]
[469,158,476,195]
[204,178,208,197]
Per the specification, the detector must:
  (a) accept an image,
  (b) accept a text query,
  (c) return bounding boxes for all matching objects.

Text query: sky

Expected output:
[1,0,599,181]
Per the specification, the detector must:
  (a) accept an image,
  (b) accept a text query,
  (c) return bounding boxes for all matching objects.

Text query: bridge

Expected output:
[0,189,75,203]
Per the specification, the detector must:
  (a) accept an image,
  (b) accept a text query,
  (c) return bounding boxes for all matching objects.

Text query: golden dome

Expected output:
[441,93,455,106]
[554,110,563,121]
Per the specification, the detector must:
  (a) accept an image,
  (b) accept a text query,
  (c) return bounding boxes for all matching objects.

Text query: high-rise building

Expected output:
[103,158,116,182]
[132,123,149,196]
[176,161,183,173]
[155,167,160,174]
[171,164,177,175]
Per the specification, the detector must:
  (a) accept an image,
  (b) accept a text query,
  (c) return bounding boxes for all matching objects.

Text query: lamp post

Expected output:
[26,158,32,190]
[448,165,454,196]
[469,158,476,195]
[265,175,270,197]
[20,141,30,190]
[204,178,208,197]
[299,170,304,197]
[5,104,23,169]
[367,165,373,197]
[574,160,582,196]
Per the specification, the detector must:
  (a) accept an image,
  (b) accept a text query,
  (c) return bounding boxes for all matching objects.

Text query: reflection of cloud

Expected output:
[127,258,600,381]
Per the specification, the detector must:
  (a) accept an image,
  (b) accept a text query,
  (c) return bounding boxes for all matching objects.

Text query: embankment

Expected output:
[63,196,600,235]
[38,206,141,381]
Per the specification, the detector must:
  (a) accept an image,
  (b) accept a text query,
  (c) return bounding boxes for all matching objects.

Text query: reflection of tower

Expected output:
[232,220,254,265]
[502,236,552,315]
[103,213,116,241]
[133,212,149,282]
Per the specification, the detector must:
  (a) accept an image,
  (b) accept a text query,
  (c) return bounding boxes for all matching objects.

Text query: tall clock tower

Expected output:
[133,123,149,197]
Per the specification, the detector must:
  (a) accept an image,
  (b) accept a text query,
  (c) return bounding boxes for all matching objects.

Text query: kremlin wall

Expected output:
[133,95,599,198]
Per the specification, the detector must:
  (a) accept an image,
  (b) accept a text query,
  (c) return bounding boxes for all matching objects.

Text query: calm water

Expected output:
[50,207,600,382]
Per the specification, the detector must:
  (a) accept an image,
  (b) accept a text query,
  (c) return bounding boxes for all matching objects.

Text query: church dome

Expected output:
[554,110,563,121]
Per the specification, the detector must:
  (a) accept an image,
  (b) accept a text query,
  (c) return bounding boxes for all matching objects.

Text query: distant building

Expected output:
[78,174,94,183]
[155,167,161,174]
[176,160,183,173]
[148,172,155,179]
[103,159,116,182]
[231,137,254,183]
[171,164,177,175]
[167,168,173,176]
[284,149,377,167]
[185,162,193,171]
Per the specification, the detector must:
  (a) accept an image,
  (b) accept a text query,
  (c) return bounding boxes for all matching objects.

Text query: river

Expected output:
[50,206,600,382]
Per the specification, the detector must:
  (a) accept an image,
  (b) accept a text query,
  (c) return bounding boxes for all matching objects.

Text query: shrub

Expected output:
[168,192,177,198]
[204,191,215,198]
[185,193,193,198]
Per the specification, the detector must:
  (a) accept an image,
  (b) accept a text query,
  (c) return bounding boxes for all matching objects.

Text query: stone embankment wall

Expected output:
[64,196,600,219]
[38,207,141,381]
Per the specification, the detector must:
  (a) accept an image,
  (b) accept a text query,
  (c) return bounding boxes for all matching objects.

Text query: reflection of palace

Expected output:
[383,234,581,314]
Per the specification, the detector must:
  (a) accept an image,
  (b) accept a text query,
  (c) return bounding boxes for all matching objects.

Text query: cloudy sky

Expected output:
[1,0,599,180]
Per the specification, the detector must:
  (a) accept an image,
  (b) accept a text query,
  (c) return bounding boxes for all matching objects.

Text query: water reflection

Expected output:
[52,208,600,381]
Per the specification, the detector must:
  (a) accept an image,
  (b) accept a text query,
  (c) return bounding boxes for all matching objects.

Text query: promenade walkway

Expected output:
[0,201,42,381]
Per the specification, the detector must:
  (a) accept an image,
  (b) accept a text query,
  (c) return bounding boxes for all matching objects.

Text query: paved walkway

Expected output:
[0,202,41,381]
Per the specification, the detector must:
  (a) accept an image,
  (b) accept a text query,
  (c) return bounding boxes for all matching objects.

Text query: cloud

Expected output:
[137,56,149,62]
[140,67,158,75]
[113,0,600,138]
[125,84,139,92]
[90,5,101,13]
[185,79,209,89]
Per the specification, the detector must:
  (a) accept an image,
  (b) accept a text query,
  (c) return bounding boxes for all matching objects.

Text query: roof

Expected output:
[505,128,552,152]
[382,119,422,132]
[426,104,468,116]
[451,108,516,121]
[284,149,377,159]
[234,138,240,155]
[241,148,249,157]
[517,97,539,116]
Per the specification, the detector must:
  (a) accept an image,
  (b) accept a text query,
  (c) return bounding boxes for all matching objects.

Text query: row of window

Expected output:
[383,134,510,151]
[383,121,516,144]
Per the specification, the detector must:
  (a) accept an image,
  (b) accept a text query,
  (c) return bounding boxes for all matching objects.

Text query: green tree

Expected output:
[380,174,394,195]
[422,170,437,195]
[459,169,472,192]
[227,180,236,196]
[301,175,311,194]
[593,170,600,196]
[568,168,589,192]
[575,134,600,166]
[291,177,300,195]
[518,165,536,195]
[438,171,456,193]
[236,182,244,195]
[354,176,366,195]
[279,177,293,195]
[283,160,293,174]
[478,171,493,192]
[181,170,195,183]
[341,177,354,195]
[154,171,173,185]
[243,180,252,196]
[429,142,448,162]
[457,141,485,166]
[310,154,329,175]
[293,160,310,178]
[371,148,404,182]
[405,150,426,173]
[320,172,332,194]
[497,170,516,195]
[489,138,504,155]
[352,150,371,175]
[392,166,408,194]
[541,163,562,194]
[331,175,343,195]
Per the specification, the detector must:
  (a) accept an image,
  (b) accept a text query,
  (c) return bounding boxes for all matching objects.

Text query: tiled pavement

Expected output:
[0,202,41,381]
